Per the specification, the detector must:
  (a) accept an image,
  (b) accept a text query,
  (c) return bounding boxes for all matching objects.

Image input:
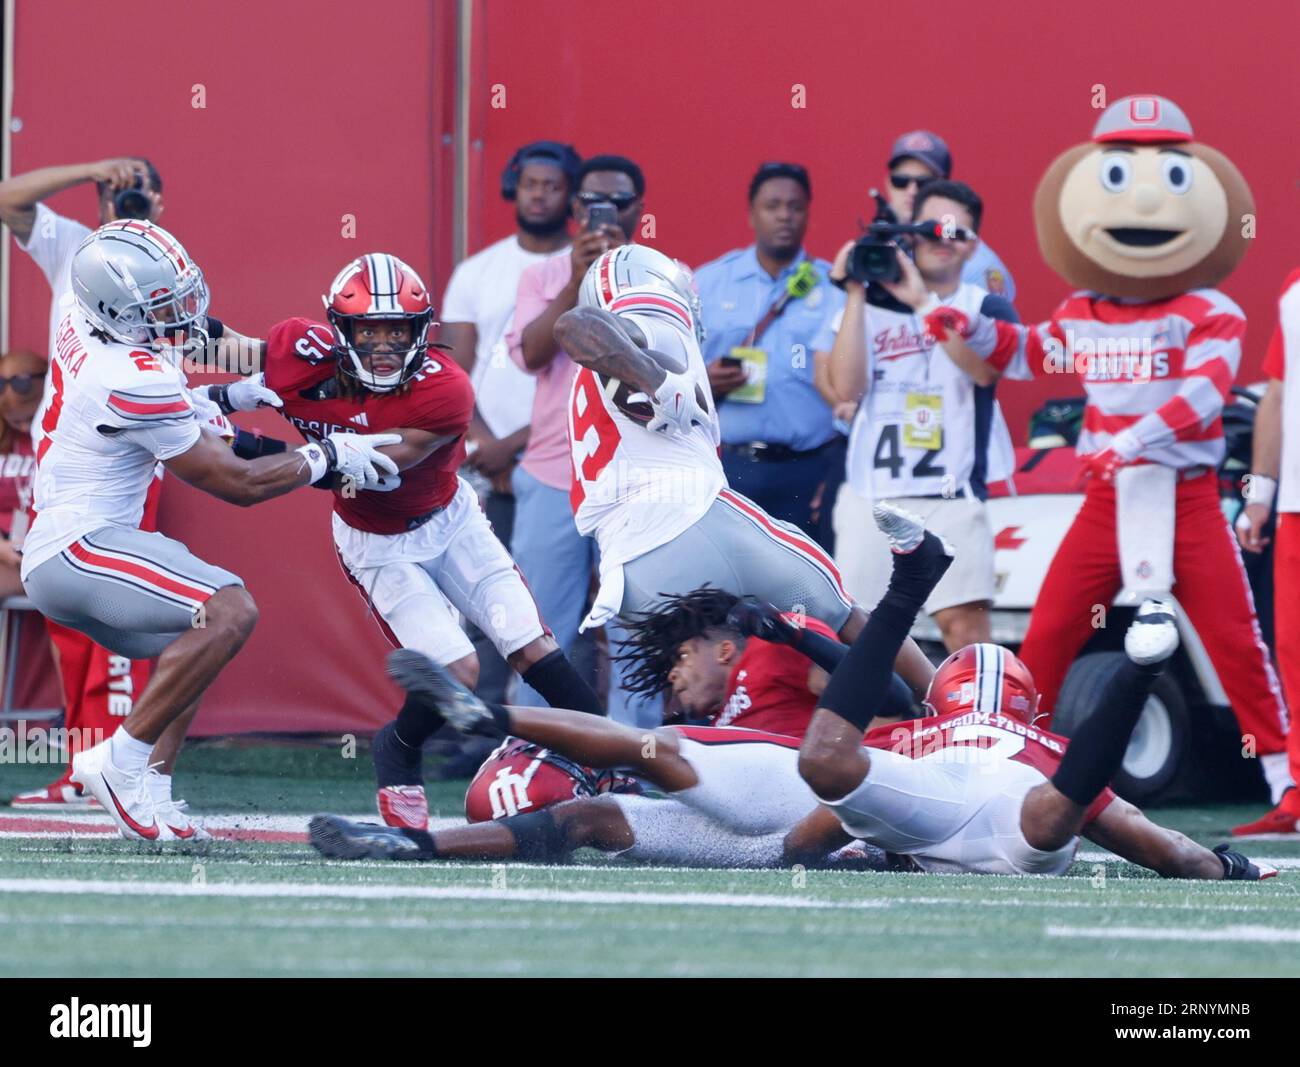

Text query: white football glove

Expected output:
[323,431,402,490]
[216,373,283,413]
[646,369,708,437]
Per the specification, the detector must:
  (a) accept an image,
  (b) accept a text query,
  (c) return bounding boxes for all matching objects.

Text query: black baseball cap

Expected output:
[887,130,952,179]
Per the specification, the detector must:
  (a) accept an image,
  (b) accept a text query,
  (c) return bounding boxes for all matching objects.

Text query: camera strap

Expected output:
[744,260,818,346]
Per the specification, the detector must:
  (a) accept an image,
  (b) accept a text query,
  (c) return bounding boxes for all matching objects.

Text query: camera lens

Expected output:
[114,187,151,220]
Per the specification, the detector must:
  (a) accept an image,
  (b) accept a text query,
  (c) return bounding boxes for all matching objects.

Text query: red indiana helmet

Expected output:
[323,252,435,393]
[923,643,1042,725]
[464,738,600,823]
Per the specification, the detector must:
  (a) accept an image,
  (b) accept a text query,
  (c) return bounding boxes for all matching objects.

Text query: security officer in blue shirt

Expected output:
[695,162,845,544]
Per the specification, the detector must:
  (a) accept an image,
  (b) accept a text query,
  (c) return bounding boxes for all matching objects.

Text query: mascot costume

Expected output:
[925,95,1296,832]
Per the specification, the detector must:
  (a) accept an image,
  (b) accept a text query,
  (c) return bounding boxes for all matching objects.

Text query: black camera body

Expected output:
[844,190,974,286]
[113,176,152,221]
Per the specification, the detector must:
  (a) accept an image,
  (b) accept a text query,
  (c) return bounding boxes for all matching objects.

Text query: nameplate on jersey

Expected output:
[902,390,943,450]
[727,346,767,405]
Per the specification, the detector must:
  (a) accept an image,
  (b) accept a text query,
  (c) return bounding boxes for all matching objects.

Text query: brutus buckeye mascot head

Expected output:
[1034,95,1254,301]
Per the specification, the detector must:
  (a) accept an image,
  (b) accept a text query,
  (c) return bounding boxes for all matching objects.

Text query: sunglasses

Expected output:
[0,373,45,395]
[889,173,930,191]
[577,191,639,210]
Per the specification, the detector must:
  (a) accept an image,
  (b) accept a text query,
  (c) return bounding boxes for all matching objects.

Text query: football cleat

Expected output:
[10,771,102,809]
[1124,598,1179,666]
[873,501,955,591]
[377,784,429,830]
[308,814,432,861]
[1213,842,1278,880]
[873,501,928,553]
[1231,788,1300,836]
[70,741,173,842]
[386,650,503,737]
[145,766,210,842]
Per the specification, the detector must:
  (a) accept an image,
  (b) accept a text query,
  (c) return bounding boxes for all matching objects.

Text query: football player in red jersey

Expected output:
[253,253,603,830]
[310,503,1272,880]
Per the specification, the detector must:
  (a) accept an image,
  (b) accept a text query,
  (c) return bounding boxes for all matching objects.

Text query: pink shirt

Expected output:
[507,256,580,490]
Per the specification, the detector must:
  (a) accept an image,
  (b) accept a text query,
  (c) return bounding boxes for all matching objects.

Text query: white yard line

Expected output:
[0,876,889,910]
[1046,924,1300,943]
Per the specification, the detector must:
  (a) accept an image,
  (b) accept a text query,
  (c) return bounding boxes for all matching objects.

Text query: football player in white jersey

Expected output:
[21,220,400,842]
[555,245,934,696]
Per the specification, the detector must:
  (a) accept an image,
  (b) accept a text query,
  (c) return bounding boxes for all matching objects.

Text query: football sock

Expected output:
[373,721,422,787]
[109,726,154,774]
[1051,657,1163,807]
[393,693,444,750]
[818,536,944,732]
[521,650,604,716]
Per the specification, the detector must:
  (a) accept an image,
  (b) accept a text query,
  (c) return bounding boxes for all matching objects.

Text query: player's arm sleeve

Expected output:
[15,203,89,286]
[1110,306,1244,460]
[412,367,475,438]
[106,383,203,460]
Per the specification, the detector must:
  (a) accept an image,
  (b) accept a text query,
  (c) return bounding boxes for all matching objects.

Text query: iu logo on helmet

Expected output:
[486,758,543,819]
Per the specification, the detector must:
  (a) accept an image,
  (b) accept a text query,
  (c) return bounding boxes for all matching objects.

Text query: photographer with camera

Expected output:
[883,131,1016,302]
[816,179,1017,652]
[0,157,172,808]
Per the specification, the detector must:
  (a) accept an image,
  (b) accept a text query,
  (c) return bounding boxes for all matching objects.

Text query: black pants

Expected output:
[721,442,840,552]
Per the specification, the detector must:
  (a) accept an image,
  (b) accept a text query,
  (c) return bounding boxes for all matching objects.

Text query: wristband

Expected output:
[295,442,331,483]
[230,428,288,460]
[1243,473,1277,508]
[210,383,235,415]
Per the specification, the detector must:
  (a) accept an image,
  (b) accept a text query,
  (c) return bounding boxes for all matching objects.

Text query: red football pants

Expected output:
[44,475,161,763]
[1019,471,1288,757]
[1272,513,1300,784]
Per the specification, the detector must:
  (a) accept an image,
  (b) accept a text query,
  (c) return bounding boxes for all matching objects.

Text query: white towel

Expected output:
[1115,464,1176,601]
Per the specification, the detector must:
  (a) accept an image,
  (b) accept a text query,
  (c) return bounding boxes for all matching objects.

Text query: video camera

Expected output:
[113,175,152,221]
[845,191,975,286]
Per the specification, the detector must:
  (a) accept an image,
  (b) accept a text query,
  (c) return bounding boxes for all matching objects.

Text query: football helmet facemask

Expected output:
[324,253,435,393]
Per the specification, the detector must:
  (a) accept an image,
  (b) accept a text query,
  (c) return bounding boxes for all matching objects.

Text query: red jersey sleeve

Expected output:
[263,318,337,394]
[405,358,474,438]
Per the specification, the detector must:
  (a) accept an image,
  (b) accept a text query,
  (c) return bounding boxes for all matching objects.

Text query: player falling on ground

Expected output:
[554,244,935,699]
[253,253,602,829]
[310,505,1271,880]
[20,221,400,842]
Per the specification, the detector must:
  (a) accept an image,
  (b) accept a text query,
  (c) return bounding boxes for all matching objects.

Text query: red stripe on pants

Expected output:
[1019,471,1288,755]
[1272,513,1300,788]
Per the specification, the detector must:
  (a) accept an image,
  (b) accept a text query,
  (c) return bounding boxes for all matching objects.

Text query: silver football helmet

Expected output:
[70,220,210,358]
[578,244,706,345]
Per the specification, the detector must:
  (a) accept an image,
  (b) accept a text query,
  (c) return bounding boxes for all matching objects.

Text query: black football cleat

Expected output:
[308,814,433,862]
[386,649,503,737]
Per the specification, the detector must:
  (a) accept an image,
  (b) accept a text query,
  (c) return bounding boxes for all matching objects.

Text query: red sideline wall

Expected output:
[7,0,1298,733]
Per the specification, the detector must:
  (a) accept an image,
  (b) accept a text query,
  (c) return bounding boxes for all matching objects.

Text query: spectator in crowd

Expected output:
[506,153,648,722]
[1235,270,1300,834]
[0,158,167,806]
[438,140,580,723]
[816,179,1017,651]
[0,349,42,599]
[695,162,844,545]
[883,131,1016,302]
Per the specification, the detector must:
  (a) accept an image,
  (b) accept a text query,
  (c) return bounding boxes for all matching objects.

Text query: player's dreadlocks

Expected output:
[614,586,743,697]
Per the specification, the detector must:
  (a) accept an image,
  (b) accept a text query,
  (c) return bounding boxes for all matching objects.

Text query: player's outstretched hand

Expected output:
[1213,843,1278,880]
[218,373,283,413]
[727,597,801,646]
[647,369,708,436]
[324,431,401,489]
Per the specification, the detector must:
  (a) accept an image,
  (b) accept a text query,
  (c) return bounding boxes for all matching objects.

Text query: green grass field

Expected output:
[2,742,1298,977]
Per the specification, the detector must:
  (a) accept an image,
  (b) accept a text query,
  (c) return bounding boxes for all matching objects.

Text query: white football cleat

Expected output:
[872,501,928,553]
[70,740,173,842]
[144,766,210,842]
[1124,598,1180,666]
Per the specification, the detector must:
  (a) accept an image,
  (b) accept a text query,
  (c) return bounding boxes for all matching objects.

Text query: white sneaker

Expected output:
[145,766,211,842]
[1124,598,1180,666]
[70,741,174,842]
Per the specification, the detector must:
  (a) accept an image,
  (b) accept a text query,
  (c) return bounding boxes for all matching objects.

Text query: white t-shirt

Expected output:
[16,203,90,452]
[830,283,1015,502]
[1275,275,1300,513]
[21,311,201,579]
[441,235,569,438]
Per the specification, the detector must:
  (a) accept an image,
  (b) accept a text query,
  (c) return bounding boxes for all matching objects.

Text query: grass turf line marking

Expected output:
[0,877,889,910]
[1046,924,1300,943]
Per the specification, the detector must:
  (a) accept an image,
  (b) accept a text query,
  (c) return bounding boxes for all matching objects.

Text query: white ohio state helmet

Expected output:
[70,220,210,358]
[578,245,705,344]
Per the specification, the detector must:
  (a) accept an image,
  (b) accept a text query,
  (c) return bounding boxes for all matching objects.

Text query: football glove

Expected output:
[1213,842,1278,880]
[726,596,801,646]
[322,431,401,490]
[647,369,708,437]
[212,373,283,414]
